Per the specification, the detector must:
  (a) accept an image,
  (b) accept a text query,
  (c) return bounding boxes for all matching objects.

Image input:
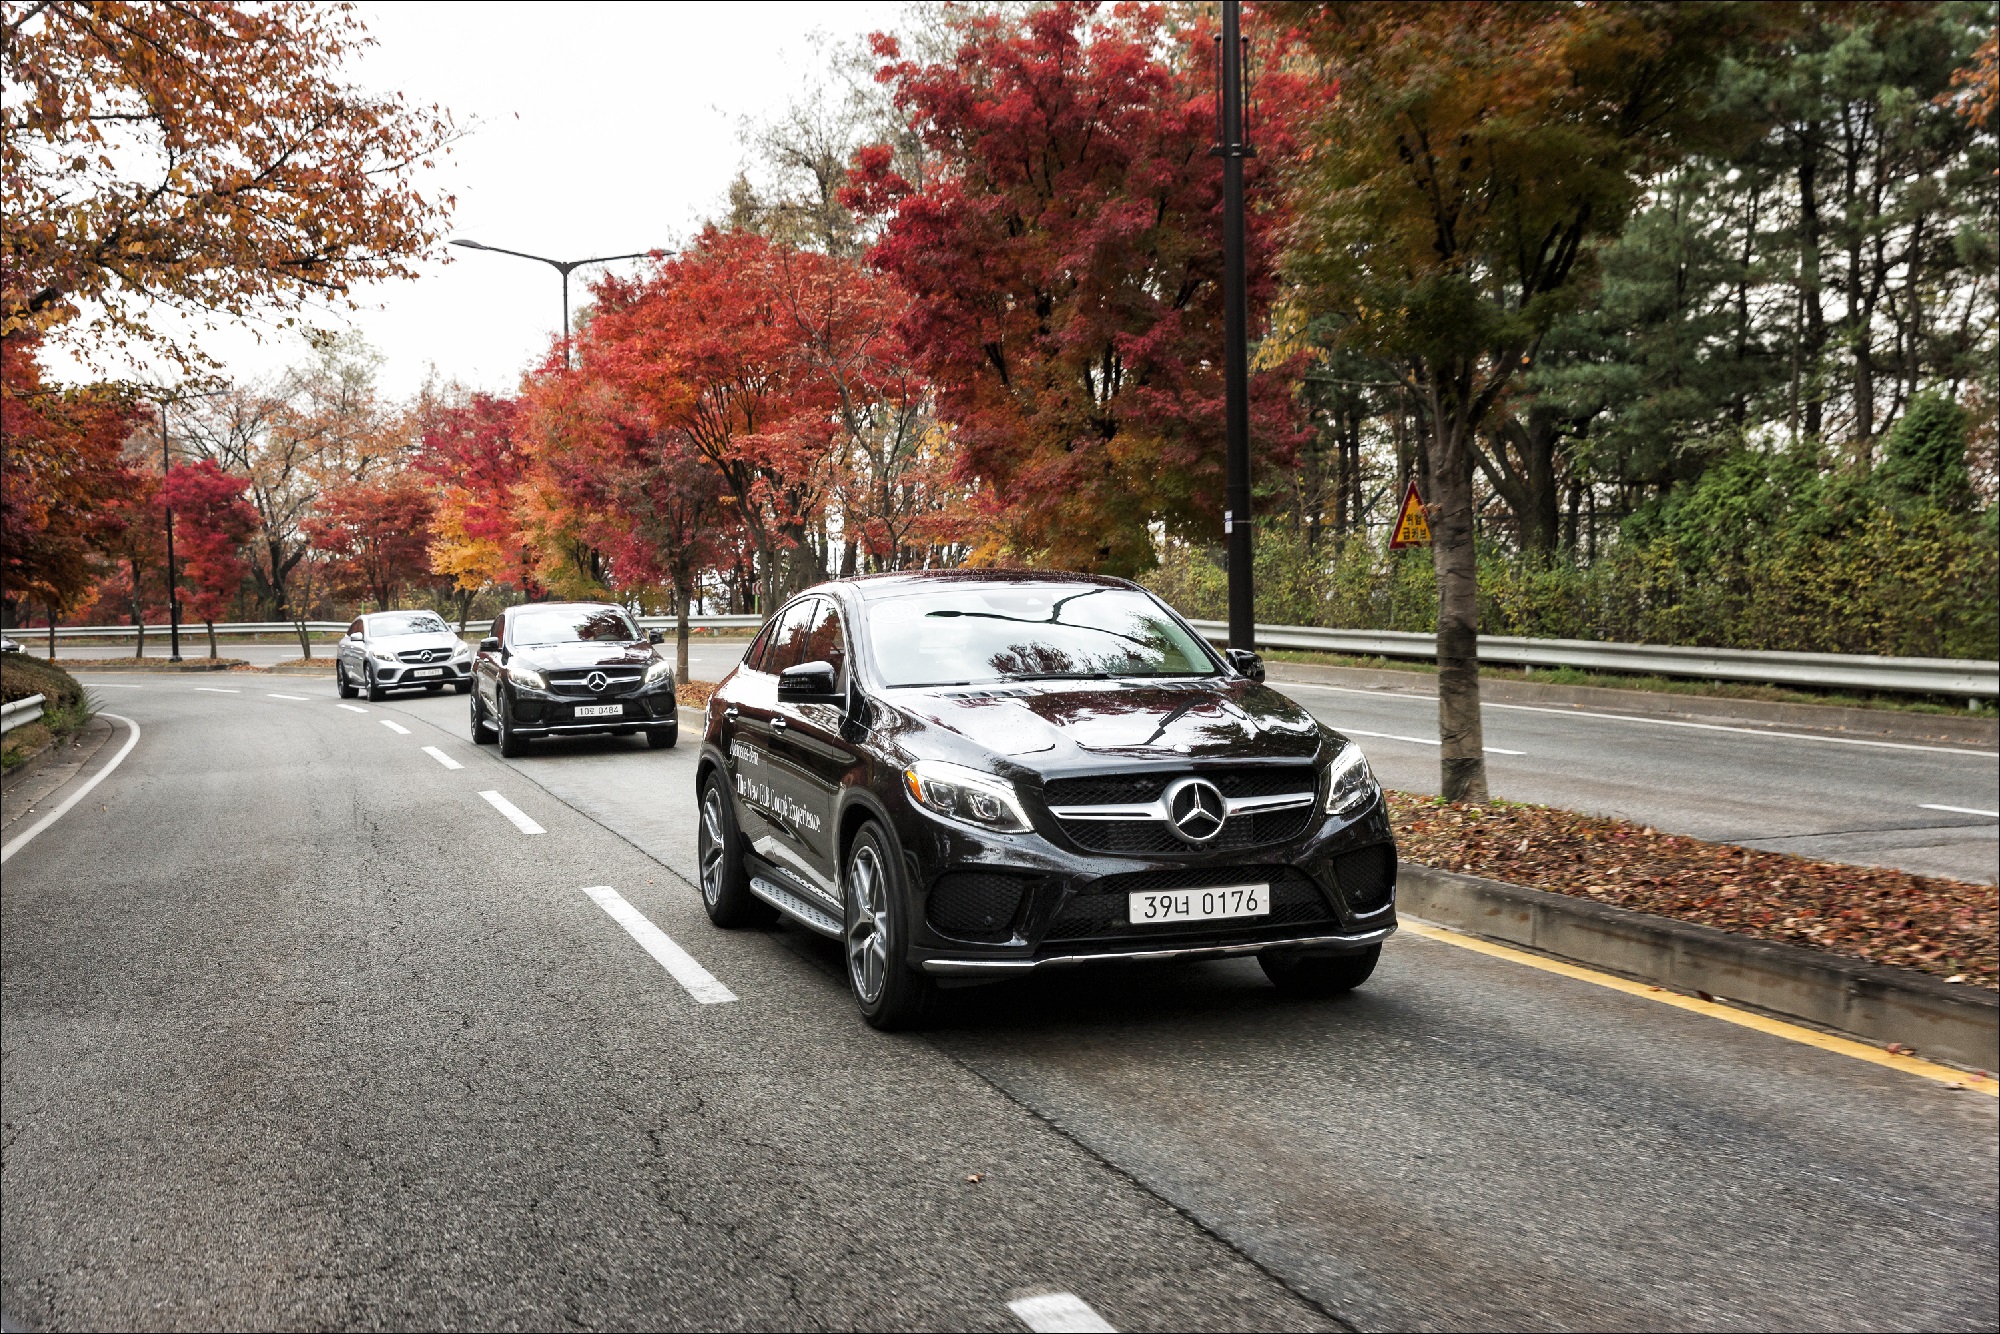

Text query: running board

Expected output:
[749,876,842,938]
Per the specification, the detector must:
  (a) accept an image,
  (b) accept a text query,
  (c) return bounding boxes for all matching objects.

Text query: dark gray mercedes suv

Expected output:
[696,570,1396,1029]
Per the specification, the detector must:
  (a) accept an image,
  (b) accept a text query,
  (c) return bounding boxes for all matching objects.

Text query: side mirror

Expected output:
[1225,648,1266,683]
[646,628,665,645]
[777,659,841,703]
[479,636,500,653]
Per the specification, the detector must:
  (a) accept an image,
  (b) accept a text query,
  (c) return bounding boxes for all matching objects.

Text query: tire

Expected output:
[697,772,775,928]
[646,726,677,750]
[453,680,471,695]
[470,690,496,744]
[844,823,934,1030]
[496,689,528,758]
[425,682,444,694]
[1259,945,1381,997]
[336,661,358,699]
[364,665,386,703]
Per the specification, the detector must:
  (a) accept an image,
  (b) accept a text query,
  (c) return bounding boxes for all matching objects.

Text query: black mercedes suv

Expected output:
[696,571,1397,1028]
[471,601,678,755]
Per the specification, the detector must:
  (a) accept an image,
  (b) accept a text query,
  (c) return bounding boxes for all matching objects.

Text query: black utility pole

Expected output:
[448,240,664,368]
[160,402,182,663]
[1216,0,1255,651]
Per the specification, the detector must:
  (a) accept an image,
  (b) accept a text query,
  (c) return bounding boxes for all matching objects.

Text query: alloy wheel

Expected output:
[699,785,728,907]
[845,844,891,1005]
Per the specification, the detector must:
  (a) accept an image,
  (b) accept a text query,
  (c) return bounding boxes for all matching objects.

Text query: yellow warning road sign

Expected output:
[1389,482,1432,549]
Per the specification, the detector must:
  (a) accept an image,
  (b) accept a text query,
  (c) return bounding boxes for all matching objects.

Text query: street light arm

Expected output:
[448,239,566,270]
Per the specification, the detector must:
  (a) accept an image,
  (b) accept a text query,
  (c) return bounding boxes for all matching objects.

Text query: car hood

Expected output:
[509,640,653,671]
[893,677,1325,763]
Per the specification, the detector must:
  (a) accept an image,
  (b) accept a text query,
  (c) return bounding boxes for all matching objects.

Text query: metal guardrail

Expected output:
[1184,621,1999,700]
[2,694,46,734]
[19,616,1995,698]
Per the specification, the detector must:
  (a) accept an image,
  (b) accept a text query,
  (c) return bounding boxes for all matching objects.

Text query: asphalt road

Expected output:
[2,671,1993,1332]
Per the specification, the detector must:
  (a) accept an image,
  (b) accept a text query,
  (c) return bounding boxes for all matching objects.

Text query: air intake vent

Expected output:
[926,872,1033,941]
[1332,844,1395,914]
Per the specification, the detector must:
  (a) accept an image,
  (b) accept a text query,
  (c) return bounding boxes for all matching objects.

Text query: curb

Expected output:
[1266,661,1999,748]
[1396,861,1999,1070]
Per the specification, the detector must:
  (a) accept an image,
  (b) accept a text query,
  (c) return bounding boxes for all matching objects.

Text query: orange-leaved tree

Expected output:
[305,475,438,612]
[2,1,457,365]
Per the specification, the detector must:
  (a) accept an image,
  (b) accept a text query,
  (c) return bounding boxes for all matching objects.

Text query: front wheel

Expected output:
[453,680,471,695]
[646,726,677,750]
[697,773,774,928]
[470,689,496,744]
[844,823,933,1030]
[496,690,528,758]
[336,661,358,699]
[364,665,386,703]
[1259,945,1380,997]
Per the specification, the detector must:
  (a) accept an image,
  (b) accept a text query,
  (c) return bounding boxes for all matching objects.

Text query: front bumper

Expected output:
[374,661,471,685]
[921,923,1395,976]
[509,687,677,735]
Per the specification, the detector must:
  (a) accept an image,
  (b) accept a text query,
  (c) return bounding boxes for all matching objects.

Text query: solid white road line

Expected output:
[2,714,141,865]
[478,789,545,835]
[266,693,310,701]
[336,703,368,714]
[1008,1292,1116,1333]
[422,745,463,770]
[1281,681,1998,757]
[1921,803,1999,818]
[82,683,143,688]
[194,687,240,694]
[379,719,412,735]
[582,886,738,1004]
[1339,727,1526,756]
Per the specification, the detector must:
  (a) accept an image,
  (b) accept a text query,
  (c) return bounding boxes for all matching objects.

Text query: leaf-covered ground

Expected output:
[1387,792,1998,990]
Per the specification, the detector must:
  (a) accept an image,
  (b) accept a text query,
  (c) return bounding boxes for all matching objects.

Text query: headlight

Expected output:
[643,657,674,687]
[1325,744,1378,816]
[903,759,1031,833]
[508,664,548,691]
[372,649,397,664]
[452,643,472,661]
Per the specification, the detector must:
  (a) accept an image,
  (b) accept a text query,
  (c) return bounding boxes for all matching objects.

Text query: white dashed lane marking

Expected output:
[1008,1292,1116,1332]
[478,789,545,835]
[422,745,463,770]
[336,704,368,714]
[581,886,736,1004]
[267,693,310,701]
[194,687,240,694]
[380,719,411,736]
[1338,727,1526,756]
[1921,803,1999,818]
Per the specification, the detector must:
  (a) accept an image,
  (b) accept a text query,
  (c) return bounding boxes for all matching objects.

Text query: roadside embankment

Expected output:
[1,655,90,770]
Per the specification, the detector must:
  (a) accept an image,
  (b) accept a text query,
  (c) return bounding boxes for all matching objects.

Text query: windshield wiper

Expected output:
[1005,671,1113,681]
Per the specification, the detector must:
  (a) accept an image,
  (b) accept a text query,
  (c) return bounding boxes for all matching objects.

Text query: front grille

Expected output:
[1063,805,1315,854]
[396,648,455,664]
[1045,865,1337,942]
[548,668,644,697]
[1044,767,1316,808]
[1331,843,1395,914]
[927,872,1034,941]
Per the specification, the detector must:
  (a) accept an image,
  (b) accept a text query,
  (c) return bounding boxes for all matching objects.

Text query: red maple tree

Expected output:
[164,458,260,656]
[305,476,438,612]
[847,2,1314,574]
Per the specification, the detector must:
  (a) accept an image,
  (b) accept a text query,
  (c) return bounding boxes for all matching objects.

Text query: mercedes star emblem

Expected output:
[1164,776,1227,844]
[585,671,609,693]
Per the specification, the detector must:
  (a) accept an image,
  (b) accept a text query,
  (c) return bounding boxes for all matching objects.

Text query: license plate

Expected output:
[412,667,444,677]
[1128,883,1268,925]
[574,703,623,718]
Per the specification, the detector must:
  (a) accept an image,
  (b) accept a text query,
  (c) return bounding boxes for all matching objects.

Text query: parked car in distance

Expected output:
[337,611,473,701]
[471,601,677,757]
[696,570,1397,1030]
[0,635,21,654]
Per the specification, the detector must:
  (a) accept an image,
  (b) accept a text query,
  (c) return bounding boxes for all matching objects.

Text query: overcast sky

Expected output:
[55,1,903,400]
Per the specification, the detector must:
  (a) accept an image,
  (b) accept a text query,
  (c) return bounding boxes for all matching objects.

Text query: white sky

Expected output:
[50,1,902,399]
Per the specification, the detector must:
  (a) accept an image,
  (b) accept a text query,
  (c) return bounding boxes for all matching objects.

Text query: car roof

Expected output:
[830,569,1138,601]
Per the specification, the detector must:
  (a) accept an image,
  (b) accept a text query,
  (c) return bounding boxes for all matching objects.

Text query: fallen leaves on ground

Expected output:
[676,680,717,708]
[1387,791,1998,990]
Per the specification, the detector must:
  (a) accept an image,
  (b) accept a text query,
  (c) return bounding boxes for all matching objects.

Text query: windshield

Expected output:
[369,612,447,637]
[866,586,1217,687]
[509,606,639,646]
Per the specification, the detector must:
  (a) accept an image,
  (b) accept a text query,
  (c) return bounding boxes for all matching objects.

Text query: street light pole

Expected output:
[447,240,664,368]
[1216,0,1255,652]
[160,401,182,662]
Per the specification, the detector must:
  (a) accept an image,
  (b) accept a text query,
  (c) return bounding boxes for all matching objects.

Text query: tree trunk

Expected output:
[1797,142,1827,440]
[206,619,218,659]
[674,576,692,686]
[1424,397,1488,803]
[295,616,312,660]
[130,558,145,659]
[46,603,57,660]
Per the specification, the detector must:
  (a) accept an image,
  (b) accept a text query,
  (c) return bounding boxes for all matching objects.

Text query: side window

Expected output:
[743,618,778,673]
[804,599,848,684]
[762,600,818,676]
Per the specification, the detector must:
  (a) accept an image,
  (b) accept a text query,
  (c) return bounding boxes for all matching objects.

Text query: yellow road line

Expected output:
[1398,919,1998,1098]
